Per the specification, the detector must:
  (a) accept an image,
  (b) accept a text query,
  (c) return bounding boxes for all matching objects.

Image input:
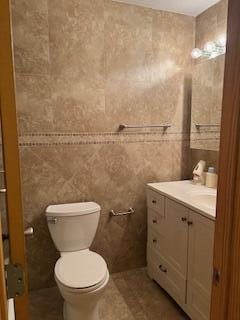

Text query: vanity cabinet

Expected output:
[147,188,214,320]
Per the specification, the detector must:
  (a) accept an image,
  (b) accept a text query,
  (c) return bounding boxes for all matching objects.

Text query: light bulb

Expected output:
[217,34,227,47]
[191,48,202,59]
[204,42,216,53]
[210,51,219,59]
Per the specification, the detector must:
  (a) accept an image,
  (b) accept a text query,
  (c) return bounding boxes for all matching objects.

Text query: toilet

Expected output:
[46,202,109,320]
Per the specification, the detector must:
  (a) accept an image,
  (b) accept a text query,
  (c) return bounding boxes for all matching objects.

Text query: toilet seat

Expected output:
[55,250,108,292]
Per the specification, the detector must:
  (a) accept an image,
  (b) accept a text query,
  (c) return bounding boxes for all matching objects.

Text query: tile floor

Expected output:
[29,268,188,320]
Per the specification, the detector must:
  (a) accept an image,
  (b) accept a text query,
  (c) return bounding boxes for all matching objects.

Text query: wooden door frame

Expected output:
[211,0,240,318]
[0,0,29,319]
[0,218,8,319]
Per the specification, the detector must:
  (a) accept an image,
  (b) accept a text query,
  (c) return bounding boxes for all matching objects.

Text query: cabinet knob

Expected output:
[159,265,167,273]
[152,219,157,224]
[181,217,187,222]
[152,239,157,243]
[152,200,157,204]
[188,221,193,226]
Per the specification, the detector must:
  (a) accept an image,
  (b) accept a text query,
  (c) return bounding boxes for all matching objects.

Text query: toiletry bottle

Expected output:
[192,160,206,185]
[205,167,218,188]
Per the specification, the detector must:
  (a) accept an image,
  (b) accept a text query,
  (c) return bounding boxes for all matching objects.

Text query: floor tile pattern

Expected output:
[29,268,188,320]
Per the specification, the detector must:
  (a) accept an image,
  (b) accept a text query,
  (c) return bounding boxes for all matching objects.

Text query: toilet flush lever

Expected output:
[47,217,58,224]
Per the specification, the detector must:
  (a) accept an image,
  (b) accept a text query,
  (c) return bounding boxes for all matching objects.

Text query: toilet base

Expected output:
[63,301,100,320]
[57,270,109,320]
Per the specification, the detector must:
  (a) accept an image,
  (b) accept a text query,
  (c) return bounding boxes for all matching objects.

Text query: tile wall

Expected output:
[11,0,195,290]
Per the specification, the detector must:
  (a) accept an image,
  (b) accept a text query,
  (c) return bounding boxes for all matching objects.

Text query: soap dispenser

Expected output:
[205,167,218,188]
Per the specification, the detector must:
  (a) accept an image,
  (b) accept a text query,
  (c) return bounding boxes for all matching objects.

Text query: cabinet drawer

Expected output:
[147,209,165,233]
[147,226,169,259]
[147,246,168,291]
[147,247,186,306]
[147,227,163,251]
[147,189,165,216]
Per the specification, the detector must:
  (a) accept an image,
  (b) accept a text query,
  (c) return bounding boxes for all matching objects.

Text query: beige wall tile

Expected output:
[104,0,152,83]
[15,74,53,133]
[105,80,153,131]
[51,76,106,132]
[12,0,195,134]
[11,0,50,74]
[152,11,194,70]
[48,0,104,88]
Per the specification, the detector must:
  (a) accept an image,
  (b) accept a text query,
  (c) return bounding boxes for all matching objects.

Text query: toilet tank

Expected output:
[46,202,101,253]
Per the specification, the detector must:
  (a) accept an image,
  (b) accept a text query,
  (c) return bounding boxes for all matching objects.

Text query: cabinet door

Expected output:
[165,199,189,276]
[162,199,189,304]
[187,211,215,320]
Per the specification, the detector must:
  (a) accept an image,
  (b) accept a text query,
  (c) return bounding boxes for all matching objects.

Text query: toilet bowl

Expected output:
[55,250,109,320]
[46,202,109,320]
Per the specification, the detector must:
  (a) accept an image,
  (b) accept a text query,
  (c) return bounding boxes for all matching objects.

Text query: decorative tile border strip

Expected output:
[19,131,190,146]
[18,130,189,137]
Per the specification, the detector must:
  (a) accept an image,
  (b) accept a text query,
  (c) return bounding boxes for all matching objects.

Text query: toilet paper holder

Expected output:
[110,207,135,217]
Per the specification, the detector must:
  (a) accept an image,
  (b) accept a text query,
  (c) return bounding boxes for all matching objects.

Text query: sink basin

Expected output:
[189,193,217,210]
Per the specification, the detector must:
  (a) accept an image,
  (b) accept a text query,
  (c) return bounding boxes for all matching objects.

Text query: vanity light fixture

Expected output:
[204,41,216,53]
[191,35,226,60]
[191,48,202,59]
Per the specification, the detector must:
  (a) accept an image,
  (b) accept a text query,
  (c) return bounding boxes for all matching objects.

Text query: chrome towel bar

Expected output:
[118,124,171,131]
[110,207,135,217]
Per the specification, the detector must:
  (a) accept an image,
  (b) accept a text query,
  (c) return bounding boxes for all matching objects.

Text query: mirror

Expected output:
[190,55,225,151]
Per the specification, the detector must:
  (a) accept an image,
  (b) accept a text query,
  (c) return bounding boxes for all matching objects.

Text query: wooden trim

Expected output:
[0,0,29,319]
[227,139,240,318]
[211,0,240,318]
[0,219,8,320]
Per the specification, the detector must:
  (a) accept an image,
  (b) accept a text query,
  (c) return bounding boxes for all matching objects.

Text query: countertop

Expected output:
[147,180,217,221]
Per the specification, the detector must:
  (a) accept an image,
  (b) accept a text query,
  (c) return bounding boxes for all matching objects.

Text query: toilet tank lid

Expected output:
[45,202,101,217]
